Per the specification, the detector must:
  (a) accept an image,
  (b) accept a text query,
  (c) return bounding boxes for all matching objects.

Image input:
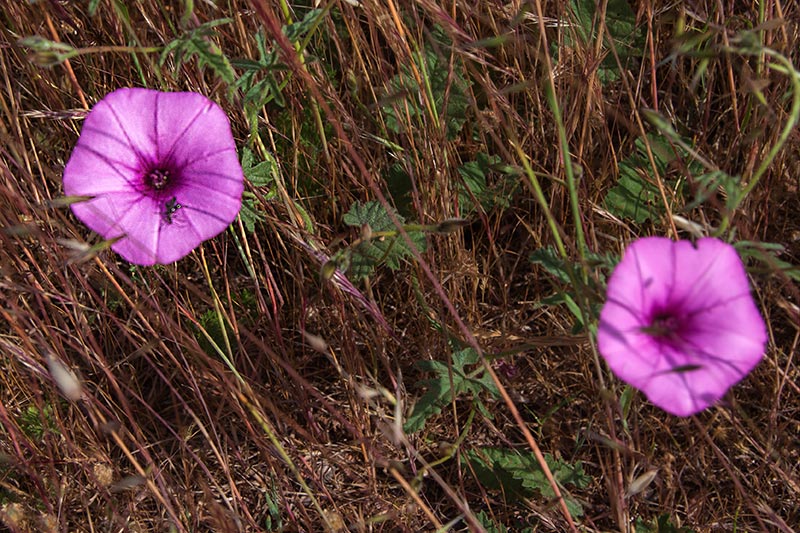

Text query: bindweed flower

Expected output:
[598,237,767,416]
[63,88,243,265]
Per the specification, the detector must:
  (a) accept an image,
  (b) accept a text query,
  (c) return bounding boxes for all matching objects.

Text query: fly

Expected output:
[164,196,182,224]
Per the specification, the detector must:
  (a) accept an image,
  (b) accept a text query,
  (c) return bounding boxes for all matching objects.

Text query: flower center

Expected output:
[641,310,682,338]
[147,168,171,190]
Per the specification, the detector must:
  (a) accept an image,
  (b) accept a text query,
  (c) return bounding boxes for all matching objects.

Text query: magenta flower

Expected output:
[598,237,767,416]
[63,88,244,265]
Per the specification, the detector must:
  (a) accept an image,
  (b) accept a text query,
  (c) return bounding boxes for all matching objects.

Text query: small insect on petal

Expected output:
[163,196,182,225]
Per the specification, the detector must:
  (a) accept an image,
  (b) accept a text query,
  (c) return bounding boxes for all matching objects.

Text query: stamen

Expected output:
[148,169,170,190]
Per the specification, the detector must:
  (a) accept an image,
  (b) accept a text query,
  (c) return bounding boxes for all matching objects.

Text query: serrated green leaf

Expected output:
[239,195,264,234]
[282,8,326,43]
[568,0,644,84]
[404,348,498,433]
[342,201,426,280]
[619,384,635,429]
[233,12,324,126]
[382,34,471,140]
[160,18,235,84]
[474,510,516,533]
[603,134,694,223]
[233,30,284,124]
[529,246,574,283]
[462,448,588,517]
[385,163,414,218]
[687,170,742,211]
[241,147,277,187]
[195,309,235,357]
[735,241,800,282]
[457,153,517,213]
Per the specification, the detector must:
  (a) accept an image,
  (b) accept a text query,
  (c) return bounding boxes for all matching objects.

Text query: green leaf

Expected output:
[233,30,285,128]
[18,404,58,441]
[382,33,471,140]
[233,12,325,129]
[529,246,574,284]
[603,134,693,223]
[529,246,618,285]
[160,18,236,84]
[239,193,263,234]
[241,147,277,187]
[529,246,615,331]
[385,163,414,218]
[457,153,518,213]
[88,0,101,16]
[735,241,800,282]
[568,0,645,83]
[687,170,742,211]
[195,309,234,357]
[462,447,589,517]
[282,8,326,43]
[474,511,511,533]
[619,384,635,430]
[342,201,426,280]
[404,348,499,433]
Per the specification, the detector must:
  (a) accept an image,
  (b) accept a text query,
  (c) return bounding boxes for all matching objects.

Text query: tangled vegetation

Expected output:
[1,1,798,531]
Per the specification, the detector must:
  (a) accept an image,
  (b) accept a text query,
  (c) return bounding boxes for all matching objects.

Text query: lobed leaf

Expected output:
[342,201,426,280]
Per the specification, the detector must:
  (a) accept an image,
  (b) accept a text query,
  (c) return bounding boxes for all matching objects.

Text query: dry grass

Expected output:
[1,0,799,531]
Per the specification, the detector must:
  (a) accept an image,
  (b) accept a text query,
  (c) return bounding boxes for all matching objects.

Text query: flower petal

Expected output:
[666,238,754,313]
[90,88,160,163]
[154,92,243,168]
[637,350,729,416]
[179,151,245,202]
[63,142,140,197]
[602,237,677,322]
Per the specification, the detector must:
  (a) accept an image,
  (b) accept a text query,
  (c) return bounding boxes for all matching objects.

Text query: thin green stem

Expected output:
[77,45,161,55]
[544,82,588,272]
[717,46,800,235]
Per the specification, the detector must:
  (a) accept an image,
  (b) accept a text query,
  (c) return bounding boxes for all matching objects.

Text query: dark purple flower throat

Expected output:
[146,167,173,191]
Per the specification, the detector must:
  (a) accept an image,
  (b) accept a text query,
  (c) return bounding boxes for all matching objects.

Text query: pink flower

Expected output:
[63,88,243,265]
[598,237,767,416]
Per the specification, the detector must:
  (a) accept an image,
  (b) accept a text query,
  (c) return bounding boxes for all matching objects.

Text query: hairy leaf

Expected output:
[241,147,277,188]
[462,447,589,517]
[382,30,470,140]
[342,201,426,280]
[160,18,235,84]
[569,0,645,83]
[457,153,518,214]
[404,348,499,433]
[603,134,693,223]
[634,514,696,533]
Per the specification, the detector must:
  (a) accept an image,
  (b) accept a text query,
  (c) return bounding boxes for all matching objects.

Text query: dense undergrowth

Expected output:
[1,1,799,531]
